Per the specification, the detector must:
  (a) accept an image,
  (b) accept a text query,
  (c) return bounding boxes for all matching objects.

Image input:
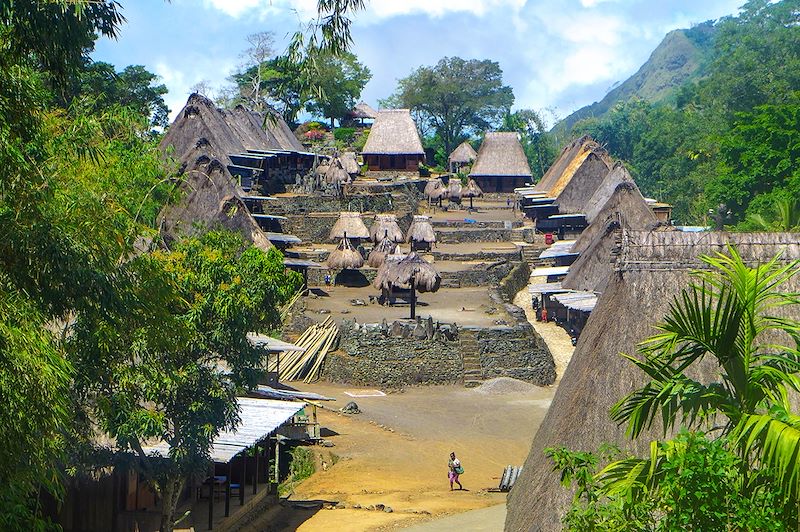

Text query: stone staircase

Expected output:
[460,330,483,388]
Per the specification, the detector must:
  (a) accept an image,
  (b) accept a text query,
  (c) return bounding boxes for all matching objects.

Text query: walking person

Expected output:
[448,452,464,491]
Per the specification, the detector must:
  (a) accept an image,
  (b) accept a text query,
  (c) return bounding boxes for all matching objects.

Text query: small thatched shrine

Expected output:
[448,141,478,173]
[446,179,463,205]
[506,231,800,532]
[329,212,370,241]
[462,178,484,209]
[326,237,364,270]
[369,214,403,243]
[424,178,447,204]
[469,132,532,192]
[340,152,360,176]
[373,252,441,318]
[346,101,378,124]
[405,215,436,251]
[367,235,398,268]
[362,109,425,173]
[325,159,351,186]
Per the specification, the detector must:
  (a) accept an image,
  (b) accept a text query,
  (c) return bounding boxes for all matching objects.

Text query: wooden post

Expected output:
[253,445,259,495]
[225,462,232,517]
[208,464,214,530]
[410,274,416,319]
[111,470,119,532]
[240,456,246,506]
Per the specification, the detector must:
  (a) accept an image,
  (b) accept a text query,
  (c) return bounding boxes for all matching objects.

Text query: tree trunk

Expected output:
[159,475,185,532]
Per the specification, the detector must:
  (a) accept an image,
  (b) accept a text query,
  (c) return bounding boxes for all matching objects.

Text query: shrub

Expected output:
[333,127,356,143]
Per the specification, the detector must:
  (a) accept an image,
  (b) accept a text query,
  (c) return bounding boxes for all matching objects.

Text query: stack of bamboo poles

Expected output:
[269,318,339,383]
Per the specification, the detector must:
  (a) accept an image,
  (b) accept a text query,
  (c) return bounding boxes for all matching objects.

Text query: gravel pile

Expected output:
[474,377,537,395]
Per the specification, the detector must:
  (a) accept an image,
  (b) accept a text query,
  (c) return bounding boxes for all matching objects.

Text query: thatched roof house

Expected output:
[369,214,403,243]
[367,235,398,268]
[405,215,436,248]
[448,141,478,172]
[329,212,370,241]
[362,109,425,173]
[506,230,800,532]
[326,237,364,269]
[469,132,533,192]
[582,162,634,224]
[158,94,309,248]
[348,101,378,120]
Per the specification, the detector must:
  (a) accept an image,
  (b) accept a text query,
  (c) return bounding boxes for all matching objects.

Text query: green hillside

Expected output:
[556,23,715,133]
[558,0,799,226]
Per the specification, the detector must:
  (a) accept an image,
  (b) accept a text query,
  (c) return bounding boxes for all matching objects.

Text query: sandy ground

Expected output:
[513,287,575,382]
[251,382,554,531]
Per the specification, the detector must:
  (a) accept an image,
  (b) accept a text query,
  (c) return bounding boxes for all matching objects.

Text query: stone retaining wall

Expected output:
[469,324,556,385]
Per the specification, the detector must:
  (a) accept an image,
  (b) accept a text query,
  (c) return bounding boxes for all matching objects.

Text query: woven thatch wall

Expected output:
[505,230,800,532]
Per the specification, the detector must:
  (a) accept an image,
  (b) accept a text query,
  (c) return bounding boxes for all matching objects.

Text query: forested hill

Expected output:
[561,0,800,227]
[556,23,716,134]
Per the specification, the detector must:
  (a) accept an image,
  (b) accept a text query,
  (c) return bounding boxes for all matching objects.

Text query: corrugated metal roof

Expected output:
[143,398,306,462]
[266,233,302,244]
[553,291,597,312]
[253,385,335,402]
[252,213,288,221]
[548,213,586,219]
[283,258,323,269]
[528,282,571,294]
[247,333,306,352]
[530,266,570,278]
[539,241,577,259]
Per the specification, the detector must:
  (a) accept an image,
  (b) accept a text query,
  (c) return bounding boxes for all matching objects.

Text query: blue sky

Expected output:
[94,0,744,125]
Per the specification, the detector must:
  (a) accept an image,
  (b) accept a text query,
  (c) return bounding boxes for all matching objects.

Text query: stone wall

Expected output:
[468,324,556,385]
[324,319,463,386]
[497,260,531,302]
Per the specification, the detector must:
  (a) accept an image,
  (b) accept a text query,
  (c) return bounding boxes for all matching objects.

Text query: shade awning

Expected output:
[528,282,571,295]
[283,258,323,269]
[253,385,335,402]
[539,241,577,259]
[530,266,570,278]
[552,291,598,312]
[143,398,306,463]
[267,233,302,244]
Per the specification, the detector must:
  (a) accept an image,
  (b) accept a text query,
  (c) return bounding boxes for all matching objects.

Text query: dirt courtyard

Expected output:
[253,381,555,531]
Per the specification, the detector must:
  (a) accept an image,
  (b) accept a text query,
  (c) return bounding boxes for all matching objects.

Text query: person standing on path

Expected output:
[448,452,464,491]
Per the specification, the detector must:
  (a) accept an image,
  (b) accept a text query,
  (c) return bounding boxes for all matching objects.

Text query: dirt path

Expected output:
[256,383,553,531]
[513,288,575,382]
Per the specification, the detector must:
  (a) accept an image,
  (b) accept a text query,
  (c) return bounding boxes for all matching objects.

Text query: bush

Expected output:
[303,129,326,141]
[333,127,356,143]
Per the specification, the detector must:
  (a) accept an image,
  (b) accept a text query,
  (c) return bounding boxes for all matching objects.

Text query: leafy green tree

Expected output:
[232,55,307,125]
[305,51,371,128]
[69,231,303,532]
[746,196,800,232]
[383,57,514,155]
[502,109,558,181]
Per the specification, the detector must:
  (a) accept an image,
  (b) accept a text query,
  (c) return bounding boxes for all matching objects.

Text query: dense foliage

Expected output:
[569,0,800,225]
[550,246,800,529]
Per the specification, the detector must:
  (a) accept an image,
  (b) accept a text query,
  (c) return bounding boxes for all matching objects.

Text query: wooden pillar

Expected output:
[208,465,214,530]
[111,470,119,532]
[225,462,232,517]
[253,445,259,495]
[240,456,246,506]
[410,275,416,319]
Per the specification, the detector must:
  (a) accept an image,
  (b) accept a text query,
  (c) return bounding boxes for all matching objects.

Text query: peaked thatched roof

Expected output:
[534,136,611,201]
[446,179,463,200]
[469,132,532,177]
[463,179,484,198]
[362,109,424,155]
[158,156,271,251]
[583,162,635,224]
[340,152,360,175]
[571,180,658,256]
[329,212,370,240]
[448,141,478,164]
[373,252,441,292]
[367,235,398,268]
[424,178,446,200]
[369,214,404,243]
[326,237,364,269]
[506,230,800,532]
[406,215,436,244]
[349,101,378,119]
[325,159,350,185]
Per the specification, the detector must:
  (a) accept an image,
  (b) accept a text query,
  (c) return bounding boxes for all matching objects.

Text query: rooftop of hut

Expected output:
[448,141,478,164]
[361,109,425,155]
[347,101,378,120]
[469,132,532,177]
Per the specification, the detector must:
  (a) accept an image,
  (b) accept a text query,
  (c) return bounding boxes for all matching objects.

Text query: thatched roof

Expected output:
[158,156,271,251]
[340,152,360,175]
[349,101,378,119]
[362,109,424,155]
[325,159,350,185]
[326,237,364,269]
[463,178,484,198]
[405,215,436,244]
[571,180,658,256]
[329,212,370,240]
[424,178,446,200]
[446,179,463,200]
[367,235,398,268]
[534,137,612,209]
[583,162,634,223]
[369,214,404,243]
[448,141,478,164]
[469,132,532,177]
[506,230,800,532]
[373,252,441,293]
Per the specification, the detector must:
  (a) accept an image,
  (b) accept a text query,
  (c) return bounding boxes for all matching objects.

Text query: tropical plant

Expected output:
[746,196,800,232]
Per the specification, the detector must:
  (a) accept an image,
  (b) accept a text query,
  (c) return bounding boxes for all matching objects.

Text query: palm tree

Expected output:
[747,197,800,232]
[603,246,800,501]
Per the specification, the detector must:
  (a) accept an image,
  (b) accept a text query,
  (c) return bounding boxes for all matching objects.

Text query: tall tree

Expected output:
[384,57,514,155]
[305,51,371,128]
[503,109,558,181]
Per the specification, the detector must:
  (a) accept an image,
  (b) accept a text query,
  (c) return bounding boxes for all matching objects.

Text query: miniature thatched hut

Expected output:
[462,179,484,209]
[506,230,800,532]
[369,214,403,243]
[362,109,425,173]
[340,152,361,176]
[346,101,378,125]
[469,132,532,192]
[448,141,478,173]
[446,179,463,206]
[326,237,364,270]
[329,212,370,241]
[424,178,447,206]
[367,235,398,268]
[405,215,436,251]
[374,252,441,318]
[325,159,350,186]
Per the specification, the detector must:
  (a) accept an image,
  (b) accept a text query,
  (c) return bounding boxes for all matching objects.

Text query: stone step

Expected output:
[464,380,483,388]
